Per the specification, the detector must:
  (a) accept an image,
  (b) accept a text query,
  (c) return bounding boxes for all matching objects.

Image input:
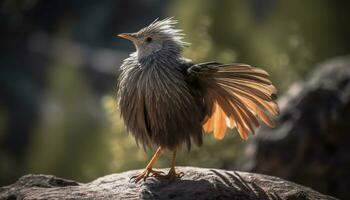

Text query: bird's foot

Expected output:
[130,168,165,183]
[161,167,184,180]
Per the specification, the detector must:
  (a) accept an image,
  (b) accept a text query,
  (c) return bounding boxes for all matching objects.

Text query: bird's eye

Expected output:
[145,37,153,43]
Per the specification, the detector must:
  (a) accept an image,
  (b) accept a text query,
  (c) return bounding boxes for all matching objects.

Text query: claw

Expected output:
[151,171,165,177]
[160,167,184,180]
[130,168,165,183]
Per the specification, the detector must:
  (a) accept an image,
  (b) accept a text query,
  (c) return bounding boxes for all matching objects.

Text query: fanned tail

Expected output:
[200,64,279,140]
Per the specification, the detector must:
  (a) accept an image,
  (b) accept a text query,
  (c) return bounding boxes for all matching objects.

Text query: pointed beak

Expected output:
[117,33,137,41]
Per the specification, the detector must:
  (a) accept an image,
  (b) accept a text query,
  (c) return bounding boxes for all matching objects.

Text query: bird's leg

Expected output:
[163,150,184,179]
[130,146,164,183]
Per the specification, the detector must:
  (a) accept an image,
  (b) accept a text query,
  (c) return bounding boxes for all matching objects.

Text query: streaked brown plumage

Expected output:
[117,18,279,183]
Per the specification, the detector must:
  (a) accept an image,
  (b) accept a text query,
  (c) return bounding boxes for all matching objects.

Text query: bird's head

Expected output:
[118,18,189,60]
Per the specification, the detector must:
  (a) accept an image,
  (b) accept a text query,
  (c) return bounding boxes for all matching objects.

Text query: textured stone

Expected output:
[242,56,350,199]
[0,167,337,200]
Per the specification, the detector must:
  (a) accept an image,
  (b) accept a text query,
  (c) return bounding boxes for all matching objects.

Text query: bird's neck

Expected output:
[137,40,184,65]
[137,49,182,66]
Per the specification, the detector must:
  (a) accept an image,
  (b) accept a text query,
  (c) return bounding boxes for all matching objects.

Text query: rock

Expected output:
[242,56,350,199]
[0,167,336,200]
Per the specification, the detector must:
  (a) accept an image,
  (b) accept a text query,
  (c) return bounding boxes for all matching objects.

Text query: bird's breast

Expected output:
[118,63,202,149]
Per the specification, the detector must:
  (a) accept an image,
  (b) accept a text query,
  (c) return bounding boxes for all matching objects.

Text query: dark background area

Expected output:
[1,0,350,198]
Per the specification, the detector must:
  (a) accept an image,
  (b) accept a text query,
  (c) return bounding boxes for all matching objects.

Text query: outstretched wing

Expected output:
[186,62,279,140]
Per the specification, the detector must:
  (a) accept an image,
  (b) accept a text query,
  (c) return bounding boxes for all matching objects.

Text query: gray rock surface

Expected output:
[0,167,336,200]
[242,56,350,199]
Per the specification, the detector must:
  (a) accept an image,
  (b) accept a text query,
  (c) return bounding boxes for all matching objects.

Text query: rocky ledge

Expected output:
[0,167,337,200]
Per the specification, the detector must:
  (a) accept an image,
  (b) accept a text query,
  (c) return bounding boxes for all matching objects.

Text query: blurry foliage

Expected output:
[0,106,8,140]
[170,0,350,91]
[25,52,109,181]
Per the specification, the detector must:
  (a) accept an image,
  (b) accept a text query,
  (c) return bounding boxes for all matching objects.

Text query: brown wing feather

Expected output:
[189,63,279,140]
[203,116,213,133]
[212,103,227,139]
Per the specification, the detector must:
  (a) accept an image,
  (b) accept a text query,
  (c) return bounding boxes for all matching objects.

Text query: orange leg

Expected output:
[130,146,164,183]
[163,150,184,179]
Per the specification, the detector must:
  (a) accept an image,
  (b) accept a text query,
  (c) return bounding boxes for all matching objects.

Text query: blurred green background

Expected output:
[1,0,349,189]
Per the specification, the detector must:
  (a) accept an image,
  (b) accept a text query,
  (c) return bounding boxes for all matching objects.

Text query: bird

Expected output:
[117,18,279,183]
